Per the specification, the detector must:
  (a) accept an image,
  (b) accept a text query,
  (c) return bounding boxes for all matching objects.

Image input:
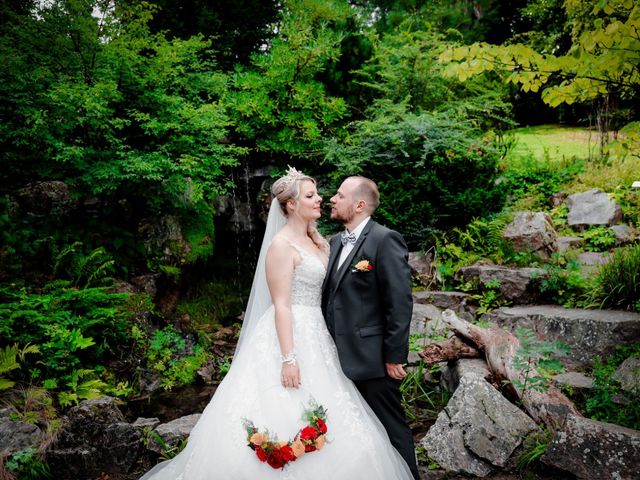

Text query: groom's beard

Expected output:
[330,204,356,226]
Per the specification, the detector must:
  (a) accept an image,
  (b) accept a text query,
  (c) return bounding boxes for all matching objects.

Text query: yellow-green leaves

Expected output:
[439,2,639,108]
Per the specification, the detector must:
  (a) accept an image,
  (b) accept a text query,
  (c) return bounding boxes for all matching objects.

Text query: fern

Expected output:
[0,344,39,391]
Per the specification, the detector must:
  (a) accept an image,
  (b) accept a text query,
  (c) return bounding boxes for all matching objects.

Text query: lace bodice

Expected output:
[287,240,326,307]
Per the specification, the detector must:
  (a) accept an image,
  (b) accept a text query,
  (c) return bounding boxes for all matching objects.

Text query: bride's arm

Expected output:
[265,237,301,389]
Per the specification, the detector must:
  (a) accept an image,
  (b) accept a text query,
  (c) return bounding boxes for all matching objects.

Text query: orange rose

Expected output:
[291,439,306,458]
[355,260,370,271]
[249,432,268,446]
[315,435,326,450]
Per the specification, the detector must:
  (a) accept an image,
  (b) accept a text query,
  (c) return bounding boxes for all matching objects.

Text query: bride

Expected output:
[140,168,413,479]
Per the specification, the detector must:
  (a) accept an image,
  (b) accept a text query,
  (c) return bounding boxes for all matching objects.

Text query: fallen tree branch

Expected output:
[422,309,581,432]
[419,336,480,364]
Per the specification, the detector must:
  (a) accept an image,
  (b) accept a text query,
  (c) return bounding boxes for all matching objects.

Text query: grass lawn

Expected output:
[505,124,600,162]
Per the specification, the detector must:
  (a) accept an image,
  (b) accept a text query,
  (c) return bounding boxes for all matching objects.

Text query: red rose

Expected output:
[266,449,286,469]
[280,444,296,463]
[300,426,318,441]
[367,264,373,270]
[304,444,317,452]
[255,447,268,462]
[316,419,327,434]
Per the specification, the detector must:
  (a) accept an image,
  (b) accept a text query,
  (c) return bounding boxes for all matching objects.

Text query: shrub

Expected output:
[592,243,640,311]
[146,325,209,390]
[324,101,505,246]
[583,344,640,430]
[538,253,592,307]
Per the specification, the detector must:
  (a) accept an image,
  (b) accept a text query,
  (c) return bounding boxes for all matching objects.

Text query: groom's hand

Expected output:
[385,363,407,380]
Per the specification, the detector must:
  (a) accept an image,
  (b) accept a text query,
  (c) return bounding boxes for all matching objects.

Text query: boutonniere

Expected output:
[351,256,373,273]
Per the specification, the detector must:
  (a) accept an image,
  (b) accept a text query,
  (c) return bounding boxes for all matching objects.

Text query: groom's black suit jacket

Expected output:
[321,220,413,381]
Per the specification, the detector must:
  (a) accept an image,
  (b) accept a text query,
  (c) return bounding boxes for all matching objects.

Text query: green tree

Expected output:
[439,0,639,135]
[126,0,280,70]
[225,0,350,161]
[0,0,242,274]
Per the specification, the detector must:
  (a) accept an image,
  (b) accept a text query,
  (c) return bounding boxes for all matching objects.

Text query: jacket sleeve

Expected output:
[375,229,413,364]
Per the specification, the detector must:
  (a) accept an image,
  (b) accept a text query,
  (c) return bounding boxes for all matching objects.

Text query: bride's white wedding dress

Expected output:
[140,239,413,480]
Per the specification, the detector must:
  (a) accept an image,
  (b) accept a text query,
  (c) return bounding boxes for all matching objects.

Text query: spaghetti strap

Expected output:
[278,235,328,270]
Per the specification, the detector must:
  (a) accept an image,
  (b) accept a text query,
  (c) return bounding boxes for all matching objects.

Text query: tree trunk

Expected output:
[419,309,581,432]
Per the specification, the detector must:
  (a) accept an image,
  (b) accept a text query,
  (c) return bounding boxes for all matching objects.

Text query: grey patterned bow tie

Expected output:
[340,231,357,246]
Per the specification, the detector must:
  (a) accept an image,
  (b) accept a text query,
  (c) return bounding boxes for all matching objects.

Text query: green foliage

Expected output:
[400,361,450,421]
[6,387,58,428]
[146,325,209,390]
[54,369,108,408]
[501,153,585,208]
[511,326,569,397]
[0,344,39,391]
[356,26,512,131]
[468,279,510,315]
[581,226,617,252]
[538,253,592,307]
[584,344,640,430]
[0,281,139,403]
[516,428,553,471]
[325,101,505,244]
[5,447,52,480]
[431,215,512,287]
[227,0,350,158]
[592,243,640,311]
[53,242,115,288]
[0,0,241,277]
[150,432,189,461]
[439,1,640,108]
[175,280,244,334]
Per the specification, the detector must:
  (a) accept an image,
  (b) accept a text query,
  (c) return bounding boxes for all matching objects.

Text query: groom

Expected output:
[321,176,419,479]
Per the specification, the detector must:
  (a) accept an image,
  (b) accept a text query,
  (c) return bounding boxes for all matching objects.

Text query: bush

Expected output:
[592,243,640,311]
[583,344,640,430]
[324,101,505,246]
[0,281,140,404]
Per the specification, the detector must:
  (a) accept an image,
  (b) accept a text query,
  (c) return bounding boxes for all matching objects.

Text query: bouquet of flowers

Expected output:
[242,399,328,470]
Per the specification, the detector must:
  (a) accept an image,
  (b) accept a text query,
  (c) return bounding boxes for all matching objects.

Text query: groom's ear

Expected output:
[355,199,367,213]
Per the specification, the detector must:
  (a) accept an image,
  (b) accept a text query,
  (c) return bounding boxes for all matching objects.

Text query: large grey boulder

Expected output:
[567,189,623,228]
[45,397,143,479]
[0,409,43,457]
[147,413,201,454]
[502,211,558,260]
[543,414,640,479]
[455,265,547,304]
[486,306,640,368]
[421,375,539,477]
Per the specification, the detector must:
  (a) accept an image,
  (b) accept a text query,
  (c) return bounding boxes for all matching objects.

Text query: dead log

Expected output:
[419,336,480,364]
[421,309,581,432]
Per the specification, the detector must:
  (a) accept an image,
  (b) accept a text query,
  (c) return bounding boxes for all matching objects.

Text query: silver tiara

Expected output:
[273,165,306,195]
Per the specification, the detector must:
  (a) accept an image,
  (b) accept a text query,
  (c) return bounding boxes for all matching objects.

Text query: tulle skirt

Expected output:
[140,304,413,480]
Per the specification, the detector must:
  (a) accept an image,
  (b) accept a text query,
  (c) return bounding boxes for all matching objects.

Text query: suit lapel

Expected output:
[323,235,342,293]
[332,220,375,291]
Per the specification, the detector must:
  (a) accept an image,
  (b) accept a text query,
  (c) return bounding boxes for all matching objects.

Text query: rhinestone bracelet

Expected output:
[280,351,297,366]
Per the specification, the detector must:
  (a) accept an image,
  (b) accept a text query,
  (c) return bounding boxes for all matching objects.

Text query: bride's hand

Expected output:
[281,363,301,389]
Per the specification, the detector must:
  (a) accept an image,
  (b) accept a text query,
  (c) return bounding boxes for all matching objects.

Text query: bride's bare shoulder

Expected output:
[267,234,295,260]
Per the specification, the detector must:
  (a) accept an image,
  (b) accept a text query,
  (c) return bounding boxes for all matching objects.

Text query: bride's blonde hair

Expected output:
[270,166,328,255]
[271,166,316,217]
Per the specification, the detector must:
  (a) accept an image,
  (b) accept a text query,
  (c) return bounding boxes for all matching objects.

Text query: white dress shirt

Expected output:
[337,216,371,269]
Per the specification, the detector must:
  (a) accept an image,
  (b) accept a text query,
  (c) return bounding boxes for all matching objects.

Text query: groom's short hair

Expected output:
[350,176,380,214]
